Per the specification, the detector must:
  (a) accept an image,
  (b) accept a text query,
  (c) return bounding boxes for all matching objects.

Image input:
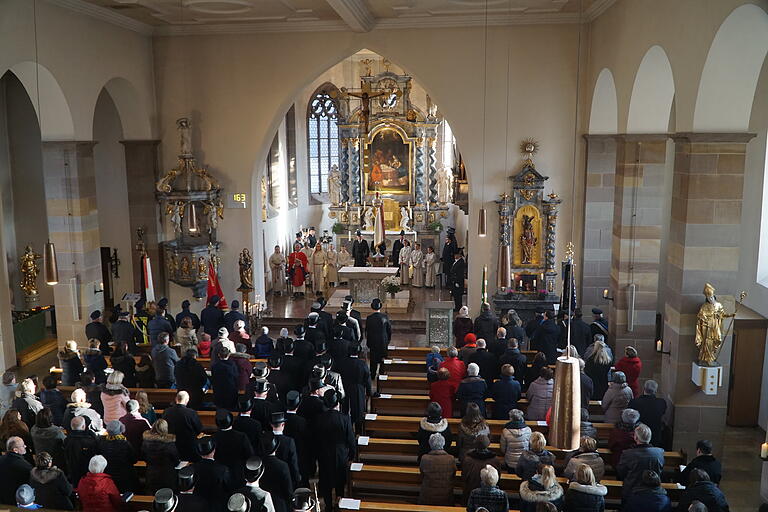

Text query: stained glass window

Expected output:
[307,87,339,194]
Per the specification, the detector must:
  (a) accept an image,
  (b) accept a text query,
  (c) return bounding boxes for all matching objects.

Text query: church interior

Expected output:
[1,0,768,510]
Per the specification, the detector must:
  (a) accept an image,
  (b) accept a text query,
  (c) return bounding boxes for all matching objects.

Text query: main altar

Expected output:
[492,146,561,323]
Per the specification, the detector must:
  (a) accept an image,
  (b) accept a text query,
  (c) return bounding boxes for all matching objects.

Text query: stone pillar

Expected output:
[581,135,616,311]
[42,141,103,344]
[414,137,425,204]
[121,140,164,298]
[608,135,668,377]
[339,138,350,203]
[350,139,360,204]
[663,132,754,457]
[427,136,438,204]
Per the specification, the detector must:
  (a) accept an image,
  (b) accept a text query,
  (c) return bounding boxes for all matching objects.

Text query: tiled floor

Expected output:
[719,426,766,511]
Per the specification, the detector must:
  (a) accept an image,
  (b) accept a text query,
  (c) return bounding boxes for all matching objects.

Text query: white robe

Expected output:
[399,246,412,285]
[337,249,352,283]
[326,249,338,284]
[312,250,327,293]
[410,249,425,288]
[268,252,287,293]
[424,251,438,288]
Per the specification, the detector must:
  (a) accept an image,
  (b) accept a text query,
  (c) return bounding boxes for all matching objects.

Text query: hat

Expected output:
[252,362,269,378]
[307,313,319,326]
[153,488,178,512]
[209,295,220,305]
[311,365,327,380]
[267,355,282,368]
[318,298,327,308]
[244,456,265,482]
[238,397,253,413]
[592,308,603,315]
[118,310,130,318]
[90,310,101,320]
[371,298,383,310]
[227,493,249,512]
[310,302,321,312]
[355,230,362,236]
[399,230,405,235]
[336,311,348,323]
[271,411,286,425]
[348,344,361,356]
[295,232,302,238]
[218,327,229,338]
[252,379,269,394]
[181,300,191,309]
[464,333,477,345]
[231,300,240,309]
[215,409,233,429]
[135,298,146,310]
[315,341,327,354]
[158,298,168,308]
[574,308,583,318]
[323,388,340,409]
[294,325,305,337]
[106,420,125,436]
[291,489,316,511]
[344,294,354,303]
[309,379,325,392]
[286,390,301,410]
[177,466,195,491]
[196,436,216,456]
[16,484,35,506]
[261,434,279,454]
[320,354,333,369]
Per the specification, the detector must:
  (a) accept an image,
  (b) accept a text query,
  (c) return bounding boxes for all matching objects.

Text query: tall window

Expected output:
[307,86,339,194]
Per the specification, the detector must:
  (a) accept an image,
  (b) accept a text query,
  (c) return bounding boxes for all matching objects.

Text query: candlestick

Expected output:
[603,289,609,299]
[533,279,537,288]
[656,340,662,352]
[519,280,523,288]
[761,443,768,458]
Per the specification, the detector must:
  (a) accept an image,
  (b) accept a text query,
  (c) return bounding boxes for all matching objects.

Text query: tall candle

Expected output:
[603,288,609,299]
[656,340,662,352]
[533,279,536,288]
[761,443,768,458]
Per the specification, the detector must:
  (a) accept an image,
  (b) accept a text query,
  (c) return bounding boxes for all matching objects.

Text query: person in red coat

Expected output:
[76,455,124,512]
[438,347,466,389]
[615,346,643,397]
[429,368,458,418]
[288,244,309,298]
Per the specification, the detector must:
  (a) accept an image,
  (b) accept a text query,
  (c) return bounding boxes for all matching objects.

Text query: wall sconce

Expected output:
[602,288,614,301]
[655,339,670,355]
[94,281,104,295]
[44,240,59,285]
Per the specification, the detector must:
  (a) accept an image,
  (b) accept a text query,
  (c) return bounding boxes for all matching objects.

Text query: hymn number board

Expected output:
[226,193,248,209]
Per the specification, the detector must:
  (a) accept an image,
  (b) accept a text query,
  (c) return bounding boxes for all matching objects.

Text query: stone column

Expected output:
[427,136,438,204]
[414,137,425,204]
[121,140,164,298]
[609,135,668,377]
[42,141,103,344]
[581,135,617,311]
[349,139,360,204]
[339,138,350,204]
[662,132,754,456]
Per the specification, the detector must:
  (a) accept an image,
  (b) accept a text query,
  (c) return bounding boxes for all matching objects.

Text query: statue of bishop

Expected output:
[695,283,734,366]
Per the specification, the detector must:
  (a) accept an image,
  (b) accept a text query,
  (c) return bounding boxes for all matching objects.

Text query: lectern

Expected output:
[425,301,454,347]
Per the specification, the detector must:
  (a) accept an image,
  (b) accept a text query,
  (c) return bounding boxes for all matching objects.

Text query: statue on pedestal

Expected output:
[399,206,411,231]
[363,206,375,230]
[20,245,41,297]
[437,166,453,204]
[239,248,254,290]
[520,214,537,265]
[695,283,734,366]
[328,165,342,205]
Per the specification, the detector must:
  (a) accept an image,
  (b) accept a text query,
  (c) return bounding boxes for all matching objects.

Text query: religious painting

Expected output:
[513,205,542,267]
[364,126,412,195]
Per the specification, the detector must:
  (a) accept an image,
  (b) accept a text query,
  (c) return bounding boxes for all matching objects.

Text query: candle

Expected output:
[762,443,768,458]
[540,273,544,281]
[603,289,609,299]
[533,279,536,288]
[511,272,515,283]
[426,201,430,212]
[519,280,523,288]
[407,200,410,209]
[656,340,662,352]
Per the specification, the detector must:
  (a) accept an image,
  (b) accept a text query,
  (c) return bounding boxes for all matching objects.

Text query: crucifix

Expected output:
[342,81,388,136]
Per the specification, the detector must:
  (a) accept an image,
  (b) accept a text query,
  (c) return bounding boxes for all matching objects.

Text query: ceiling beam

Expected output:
[325,0,374,32]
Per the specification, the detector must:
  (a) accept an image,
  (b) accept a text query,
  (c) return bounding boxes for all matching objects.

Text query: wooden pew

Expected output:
[349,463,684,502]
[339,502,468,512]
[387,346,537,363]
[371,393,603,417]
[364,415,614,442]
[355,437,686,470]
[59,386,199,407]
[382,358,551,375]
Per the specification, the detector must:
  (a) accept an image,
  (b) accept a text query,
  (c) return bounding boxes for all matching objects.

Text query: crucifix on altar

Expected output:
[339,81,389,136]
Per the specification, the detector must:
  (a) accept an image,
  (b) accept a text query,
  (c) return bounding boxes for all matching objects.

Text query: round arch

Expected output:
[93,77,153,140]
[694,4,768,132]
[8,61,74,140]
[588,68,618,134]
[627,45,675,134]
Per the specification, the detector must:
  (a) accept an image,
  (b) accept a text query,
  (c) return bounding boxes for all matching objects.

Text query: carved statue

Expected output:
[363,206,375,230]
[695,283,734,366]
[520,214,537,265]
[399,206,411,231]
[180,257,191,278]
[437,166,454,204]
[170,202,182,235]
[167,252,179,277]
[207,202,219,234]
[197,256,208,281]
[20,245,41,297]
[328,165,342,205]
[178,117,192,156]
[239,248,254,290]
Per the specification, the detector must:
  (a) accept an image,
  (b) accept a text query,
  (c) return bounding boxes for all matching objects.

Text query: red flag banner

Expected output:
[206,261,228,309]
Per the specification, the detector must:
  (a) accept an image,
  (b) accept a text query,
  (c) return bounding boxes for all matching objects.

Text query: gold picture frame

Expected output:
[363,125,413,196]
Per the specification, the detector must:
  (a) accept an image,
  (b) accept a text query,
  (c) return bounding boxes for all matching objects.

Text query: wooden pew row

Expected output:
[60,386,191,407]
[387,346,538,363]
[382,359,555,375]
[349,464,684,502]
[371,393,603,417]
[364,415,614,442]
[355,437,686,470]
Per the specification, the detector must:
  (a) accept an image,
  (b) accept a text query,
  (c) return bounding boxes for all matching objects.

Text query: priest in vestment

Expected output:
[398,240,412,285]
[268,245,287,295]
[326,244,338,286]
[288,244,309,298]
[424,246,437,288]
[312,244,327,293]
[410,242,424,288]
[351,231,370,267]
[337,245,352,284]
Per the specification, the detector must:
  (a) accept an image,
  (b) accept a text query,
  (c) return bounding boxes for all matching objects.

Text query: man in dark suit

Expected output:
[391,231,406,267]
[283,391,311,487]
[292,325,314,362]
[590,307,609,340]
[85,309,112,354]
[111,310,141,353]
[448,250,466,311]
[569,308,593,357]
[351,231,369,267]
[336,344,371,432]
[304,312,326,351]
[174,349,209,410]
[268,412,301,487]
[525,307,545,339]
[0,436,32,506]
[172,467,209,511]
[213,410,254,488]
[63,416,98,487]
[223,299,247,333]
[281,341,305,392]
[233,398,263,451]
[628,379,668,447]
[307,227,317,248]
[157,297,177,331]
[266,355,291,404]
[334,312,355,343]
[441,235,457,287]
[232,457,273,512]
[315,390,356,511]
[162,391,204,462]
[260,434,294,512]
[201,295,225,338]
[210,345,239,411]
[365,298,391,380]
[192,437,232,512]
[175,299,201,331]
[250,379,278,428]
[328,327,350,368]
[499,338,528,384]
[616,424,665,499]
[315,300,334,341]
[532,310,560,364]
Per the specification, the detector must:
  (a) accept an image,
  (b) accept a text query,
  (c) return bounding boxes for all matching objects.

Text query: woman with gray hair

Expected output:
[100,371,129,424]
[97,420,138,493]
[466,464,509,512]
[601,370,633,423]
[608,407,641,467]
[418,433,457,505]
[500,408,531,469]
[76,455,124,511]
[456,362,488,416]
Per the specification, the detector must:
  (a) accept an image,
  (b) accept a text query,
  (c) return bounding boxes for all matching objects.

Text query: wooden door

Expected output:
[726,306,768,426]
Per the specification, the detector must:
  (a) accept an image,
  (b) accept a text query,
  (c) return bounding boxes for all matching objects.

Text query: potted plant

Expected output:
[381,275,401,298]
[427,221,443,233]
[332,222,345,235]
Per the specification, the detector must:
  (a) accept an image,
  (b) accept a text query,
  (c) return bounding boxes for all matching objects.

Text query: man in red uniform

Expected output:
[288,244,308,298]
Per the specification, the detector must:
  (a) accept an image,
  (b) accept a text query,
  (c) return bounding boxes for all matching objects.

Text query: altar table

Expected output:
[338,266,398,304]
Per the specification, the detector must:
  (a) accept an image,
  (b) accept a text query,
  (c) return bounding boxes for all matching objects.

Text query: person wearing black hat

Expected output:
[158,298,177,331]
[334,311,355,343]
[304,311,326,352]
[267,412,301,488]
[201,295,226,338]
[391,230,406,267]
[590,308,609,339]
[351,230,369,267]
[283,391,310,488]
[111,310,141,354]
[314,299,334,341]
[211,345,240,410]
[336,343,372,432]
[162,391,203,463]
[448,249,466,311]
[232,397,263,450]
[250,379,278,428]
[328,326,350,367]
[314,389,356,510]
[174,466,208,511]
[296,380,327,424]
[532,310,560,364]
[85,309,113,354]
[175,300,201,331]
[174,348,208,410]
[267,356,291,403]
[280,340,304,393]
[292,325,314,362]
[214,409,254,488]
[569,308,592,357]
[148,304,175,346]
[231,456,275,512]
[224,300,247,333]
[291,489,316,511]
[365,298,391,380]
[440,234,457,288]
[525,307,546,340]
[153,488,180,512]
[307,227,317,248]
[192,437,233,512]
[260,434,294,512]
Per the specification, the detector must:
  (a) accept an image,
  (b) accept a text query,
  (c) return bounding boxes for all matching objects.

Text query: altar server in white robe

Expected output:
[326,244,339,286]
[424,246,438,288]
[410,242,425,288]
[337,244,352,284]
[269,245,287,295]
[311,243,327,293]
[398,240,412,285]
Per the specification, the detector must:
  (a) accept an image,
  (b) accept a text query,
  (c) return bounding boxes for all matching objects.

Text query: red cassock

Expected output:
[288,251,308,286]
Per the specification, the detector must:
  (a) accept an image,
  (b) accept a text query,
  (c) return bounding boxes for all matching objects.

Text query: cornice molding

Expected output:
[47,0,154,36]
[584,0,617,22]
[672,132,757,143]
[325,0,374,32]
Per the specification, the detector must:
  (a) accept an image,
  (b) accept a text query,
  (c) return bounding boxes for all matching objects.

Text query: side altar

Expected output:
[492,147,561,323]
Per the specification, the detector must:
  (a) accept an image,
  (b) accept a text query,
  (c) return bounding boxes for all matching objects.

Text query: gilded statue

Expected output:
[695,283,734,366]
[520,214,537,264]
[20,245,42,297]
[239,248,254,290]
[197,256,208,280]
[180,256,191,278]
[167,252,179,277]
